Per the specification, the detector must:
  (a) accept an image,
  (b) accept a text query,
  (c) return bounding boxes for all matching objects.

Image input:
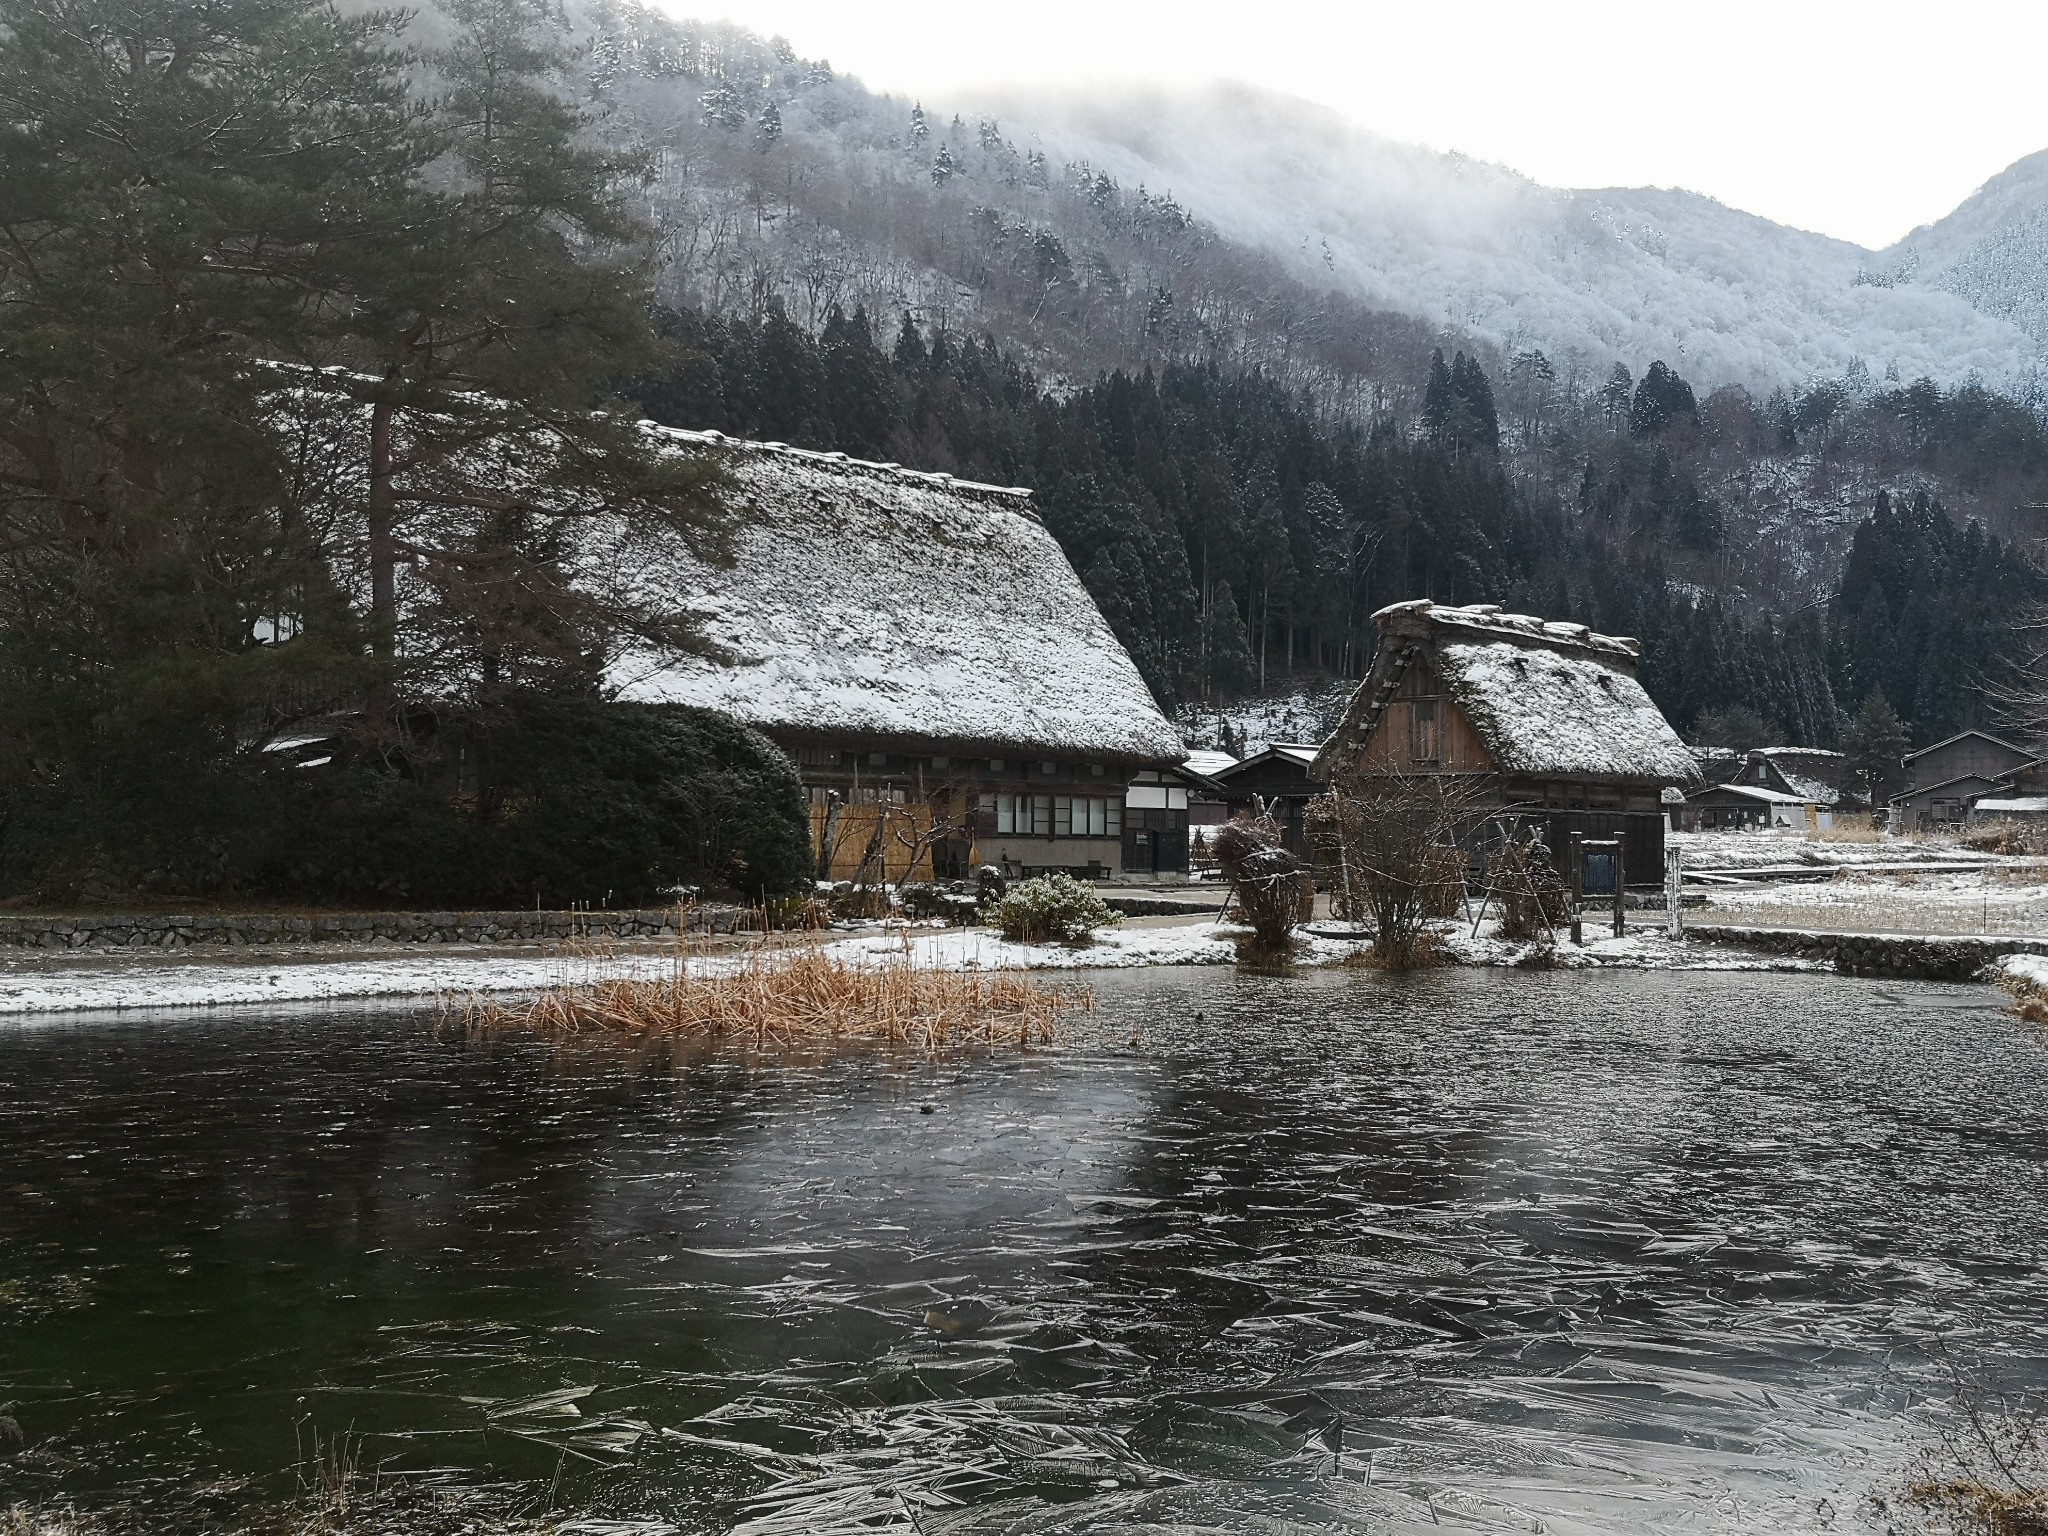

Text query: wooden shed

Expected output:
[1210,744,1327,854]
[1313,601,1699,882]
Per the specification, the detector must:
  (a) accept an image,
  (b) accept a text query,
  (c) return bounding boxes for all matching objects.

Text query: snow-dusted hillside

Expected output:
[1885,150,2048,357]
[962,81,2048,394]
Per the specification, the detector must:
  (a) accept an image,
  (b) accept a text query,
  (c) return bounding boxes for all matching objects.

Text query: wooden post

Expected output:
[1612,840,1625,937]
[1665,846,1683,940]
[1567,831,1583,945]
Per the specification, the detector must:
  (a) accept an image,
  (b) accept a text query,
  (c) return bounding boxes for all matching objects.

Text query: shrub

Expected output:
[1,697,814,908]
[991,873,1121,944]
[1213,809,1310,955]
[1488,835,1570,941]
[1309,771,1479,971]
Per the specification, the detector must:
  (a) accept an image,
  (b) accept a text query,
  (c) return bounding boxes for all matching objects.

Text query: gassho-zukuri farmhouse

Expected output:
[613,430,1201,882]
[1314,599,1700,875]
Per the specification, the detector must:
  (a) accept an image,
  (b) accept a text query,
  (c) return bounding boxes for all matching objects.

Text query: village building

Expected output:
[613,432,1189,882]
[1313,601,1698,881]
[1680,781,1819,832]
[1675,745,1856,832]
[1890,730,2039,830]
[1208,744,1327,854]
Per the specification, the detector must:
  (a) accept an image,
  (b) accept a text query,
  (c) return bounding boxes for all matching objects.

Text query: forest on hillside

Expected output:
[630,301,2046,751]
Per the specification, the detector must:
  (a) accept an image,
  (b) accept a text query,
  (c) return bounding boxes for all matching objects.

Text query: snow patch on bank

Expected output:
[0,917,1870,1020]
[2001,954,2048,995]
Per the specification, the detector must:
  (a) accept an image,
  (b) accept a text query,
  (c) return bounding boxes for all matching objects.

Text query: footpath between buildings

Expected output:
[1685,922,2048,982]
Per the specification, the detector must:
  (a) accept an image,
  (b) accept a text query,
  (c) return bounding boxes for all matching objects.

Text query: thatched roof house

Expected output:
[1314,600,1697,881]
[615,430,1185,881]
[614,430,1179,764]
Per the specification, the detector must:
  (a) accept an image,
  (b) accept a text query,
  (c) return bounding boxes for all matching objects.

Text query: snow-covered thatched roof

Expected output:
[1318,601,1698,784]
[612,430,1183,763]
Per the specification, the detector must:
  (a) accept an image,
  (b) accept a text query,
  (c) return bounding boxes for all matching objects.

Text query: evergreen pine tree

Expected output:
[1421,349,1453,441]
[1842,689,1909,804]
[892,312,928,372]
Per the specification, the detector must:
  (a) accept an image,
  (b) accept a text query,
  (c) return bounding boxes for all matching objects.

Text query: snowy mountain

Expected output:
[1884,150,2048,357]
[962,81,2048,395]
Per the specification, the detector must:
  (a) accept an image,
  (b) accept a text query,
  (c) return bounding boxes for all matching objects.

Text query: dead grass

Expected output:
[1341,927,1454,971]
[1897,1479,2048,1535]
[445,945,1084,1050]
[1883,1380,2048,1536]
[1,1509,101,1536]
[2000,969,2048,1025]
[1812,822,1887,843]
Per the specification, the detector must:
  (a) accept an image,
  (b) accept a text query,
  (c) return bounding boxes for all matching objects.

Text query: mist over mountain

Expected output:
[963,80,2048,396]
[570,3,2048,405]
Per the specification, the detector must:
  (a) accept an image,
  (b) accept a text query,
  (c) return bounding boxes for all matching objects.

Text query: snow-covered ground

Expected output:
[2002,954,2048,995]
[1178,680,1354,757]
[1698,867,2048,938]
[0,914,1845,1020]
[1672,829,1992,871]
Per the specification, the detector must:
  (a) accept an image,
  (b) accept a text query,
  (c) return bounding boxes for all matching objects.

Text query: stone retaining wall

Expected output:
[1100,895,1219,918]
[0,906,749,951]
[1687,923,2048,982]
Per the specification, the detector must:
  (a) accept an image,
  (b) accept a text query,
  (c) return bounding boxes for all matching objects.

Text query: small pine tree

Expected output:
[754,100,781,151]
[891,311,927,371]
[700,80,746,131]
[1842,689,1910,804]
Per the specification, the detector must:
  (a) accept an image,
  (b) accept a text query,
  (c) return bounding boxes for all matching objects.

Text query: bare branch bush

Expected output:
[1486,826,1571,942]
[1309,769,1481,970]
[1212,804,1311,957]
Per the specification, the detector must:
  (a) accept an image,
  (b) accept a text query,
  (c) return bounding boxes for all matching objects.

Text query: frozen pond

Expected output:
[2,967,2045,1533]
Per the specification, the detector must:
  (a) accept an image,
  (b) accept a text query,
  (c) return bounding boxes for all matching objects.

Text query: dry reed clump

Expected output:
[447,947,1083,1050]
[1812,821,1886,844]
[2,1509,100,1536]
[1898,1478,2048,1535]
[1882,1380,2048,1536]
[2001,970,2048,1025]
[1964,821,2048,858]
[1341,927,1453,971]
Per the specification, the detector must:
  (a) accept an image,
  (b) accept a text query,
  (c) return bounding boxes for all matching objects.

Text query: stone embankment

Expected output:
[0,907,748,951]
[1688,923,2048,982]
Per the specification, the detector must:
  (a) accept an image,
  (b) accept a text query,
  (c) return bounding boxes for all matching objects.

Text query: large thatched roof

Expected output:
[1316,601,1698,783]
[612,430,1184,763]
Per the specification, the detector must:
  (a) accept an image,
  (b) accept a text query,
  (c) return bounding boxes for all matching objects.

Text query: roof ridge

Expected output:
[1372,599,1640,659]
[646,423,1037,503]
[1904,727,2029,761]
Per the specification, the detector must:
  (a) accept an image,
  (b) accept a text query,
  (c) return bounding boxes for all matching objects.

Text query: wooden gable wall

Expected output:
[1352,650,1496,775]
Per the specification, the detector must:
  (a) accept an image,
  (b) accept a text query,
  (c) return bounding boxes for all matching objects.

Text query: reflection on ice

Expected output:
[0,966,2043,1533]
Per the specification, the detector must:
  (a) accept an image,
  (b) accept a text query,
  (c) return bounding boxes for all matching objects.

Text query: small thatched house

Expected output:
[1313,601,1698,880]
[614,431,1186,882]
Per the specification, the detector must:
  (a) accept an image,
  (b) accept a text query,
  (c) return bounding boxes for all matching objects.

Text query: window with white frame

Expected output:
[989,793,1117,837]
[1053,796,1122,837]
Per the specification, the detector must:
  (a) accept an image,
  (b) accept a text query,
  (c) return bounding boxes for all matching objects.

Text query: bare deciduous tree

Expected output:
[1308,769,1480,970]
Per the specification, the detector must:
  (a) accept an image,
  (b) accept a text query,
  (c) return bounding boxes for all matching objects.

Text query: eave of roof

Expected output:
[1690,783,1811,805]
[1212,744,1327,781]
[1904,728,2030,763]
[1887,772,2011,804]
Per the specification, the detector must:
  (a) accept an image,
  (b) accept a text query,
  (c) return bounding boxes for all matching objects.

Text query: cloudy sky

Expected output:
[682,0,2046,250]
